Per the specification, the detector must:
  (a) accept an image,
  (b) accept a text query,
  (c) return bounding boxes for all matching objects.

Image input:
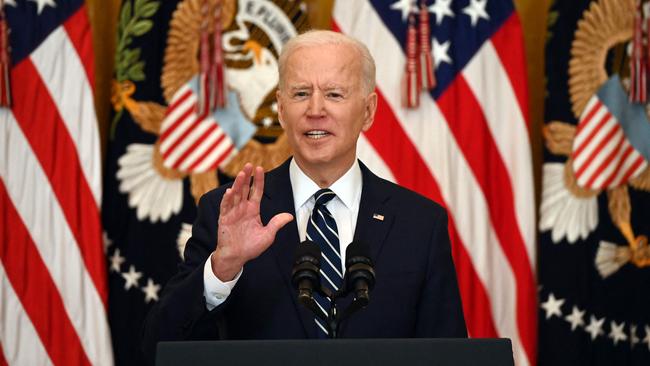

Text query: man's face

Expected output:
[276,44,377,174]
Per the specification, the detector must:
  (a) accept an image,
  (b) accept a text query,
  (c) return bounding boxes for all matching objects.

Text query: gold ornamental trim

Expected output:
[162,0,236,103]
[568,0,634,118]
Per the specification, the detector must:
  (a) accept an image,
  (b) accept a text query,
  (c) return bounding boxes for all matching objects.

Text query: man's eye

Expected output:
[327,92,343,99]
[293,91,308,98]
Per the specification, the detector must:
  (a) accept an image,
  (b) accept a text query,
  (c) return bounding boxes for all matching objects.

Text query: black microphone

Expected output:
[291,240,321,306]
[344,241,376,307]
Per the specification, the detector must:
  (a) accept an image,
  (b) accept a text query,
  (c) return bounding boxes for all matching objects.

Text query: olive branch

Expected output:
[111,0,161,138]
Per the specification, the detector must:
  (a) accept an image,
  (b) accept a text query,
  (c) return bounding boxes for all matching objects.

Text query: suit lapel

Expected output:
[353,161,394,263]
[261,159,317,338]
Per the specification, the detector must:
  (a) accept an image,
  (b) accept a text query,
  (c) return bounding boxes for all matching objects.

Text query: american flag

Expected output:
[333,0,536,365]
[0,0,113,365]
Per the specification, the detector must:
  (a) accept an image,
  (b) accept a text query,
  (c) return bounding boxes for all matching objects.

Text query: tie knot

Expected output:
[313,188,336,207]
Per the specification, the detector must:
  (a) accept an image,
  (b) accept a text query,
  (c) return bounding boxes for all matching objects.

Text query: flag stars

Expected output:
[390,0,416,21]
[103,232,113,253]
[122,265,143,290]
[109,248,126,273]
[630,324,640,348]
[585,315,605,340]
[541,294,650,347]
[462,0,489,27]
[429,0,454,25]
[28,0,56,14]
[564,306,585,331]
[141,278,161,303]
[643,326,650,350]
[541,292,565,320]
[608,321,628,345]
[432,38,452,69]
[112,252,162,303]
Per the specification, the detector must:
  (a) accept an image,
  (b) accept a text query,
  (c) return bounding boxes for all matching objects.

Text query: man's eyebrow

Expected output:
[289,84,311,90]
[323,85,348,91]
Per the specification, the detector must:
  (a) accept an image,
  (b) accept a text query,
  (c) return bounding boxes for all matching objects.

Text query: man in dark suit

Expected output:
[143,30,466,359]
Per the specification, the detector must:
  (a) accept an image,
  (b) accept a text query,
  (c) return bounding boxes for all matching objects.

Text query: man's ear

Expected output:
[276,90,285,129]
[362,92,378,132]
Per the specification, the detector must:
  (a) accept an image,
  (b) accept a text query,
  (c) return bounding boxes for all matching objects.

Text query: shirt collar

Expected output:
[289,158,362,209]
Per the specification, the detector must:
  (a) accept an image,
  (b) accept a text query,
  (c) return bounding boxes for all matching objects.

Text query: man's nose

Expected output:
[307,93,325,117]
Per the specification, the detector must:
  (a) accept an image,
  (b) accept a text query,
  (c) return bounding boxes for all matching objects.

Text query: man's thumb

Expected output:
[267,213,294,234]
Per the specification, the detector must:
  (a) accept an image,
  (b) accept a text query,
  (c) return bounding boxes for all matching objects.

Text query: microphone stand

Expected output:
[320,285,369,339]
[326,289,339,339]
[293,241,374,339]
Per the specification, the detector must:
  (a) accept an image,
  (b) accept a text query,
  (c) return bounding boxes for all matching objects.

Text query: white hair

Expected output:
[277,30,376,94]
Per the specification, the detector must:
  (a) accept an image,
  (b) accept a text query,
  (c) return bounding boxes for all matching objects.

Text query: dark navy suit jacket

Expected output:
[142,158,466,360]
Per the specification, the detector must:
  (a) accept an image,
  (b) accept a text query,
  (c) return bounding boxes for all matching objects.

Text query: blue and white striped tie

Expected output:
[306,188,342,338]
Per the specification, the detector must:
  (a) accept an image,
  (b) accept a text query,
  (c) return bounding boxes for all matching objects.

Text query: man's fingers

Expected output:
[266,213,294,235]
[240,163,253,202]
[250,166,264,203]
[220,188,233,214]
[231,170,247,206]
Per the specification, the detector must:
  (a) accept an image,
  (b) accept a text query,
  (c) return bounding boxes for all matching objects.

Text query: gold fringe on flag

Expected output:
[419,0,436,91]
[402,2,438,109]
[402,13,420,108]
[198,0,227,114]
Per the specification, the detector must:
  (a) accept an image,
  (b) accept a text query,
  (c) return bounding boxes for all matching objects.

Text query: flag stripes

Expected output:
[30,25,101,204]
[62,8,96,90]
[575,124,622,179]
[599,146,646,188]
[163,117,208,162]
[160,83,236,173]
[464,37,536,263]
[436,76,536,357]
[175,123,219,169]
[0,111,112,365]
[10,59,108,303]
[160,88,196,145]
[586,133,627,186]
[170,122,215,167]
[334,1,536,365]
[356,135,395,181]
[574,98,602,134]
[490,14,530,127]
[574,118,612,159]
[0,264,53,366]
[450,240,500,338]
[574,115,616,164]
[189,133,235,172]
[572,96,649,190]
[0,183,91,366]
[0,3,113,365]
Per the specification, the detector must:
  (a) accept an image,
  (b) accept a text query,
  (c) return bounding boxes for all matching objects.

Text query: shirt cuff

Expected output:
[203,253,242,311]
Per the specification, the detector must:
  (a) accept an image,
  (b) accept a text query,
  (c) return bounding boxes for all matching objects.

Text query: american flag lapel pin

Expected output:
[372,213,384,221]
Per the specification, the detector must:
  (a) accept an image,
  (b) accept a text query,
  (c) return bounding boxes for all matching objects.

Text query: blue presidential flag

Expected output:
[540,0,650,364]
[103,0,309,364]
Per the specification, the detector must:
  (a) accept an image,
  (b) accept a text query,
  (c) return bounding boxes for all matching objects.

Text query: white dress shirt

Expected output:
[203,158,363,310]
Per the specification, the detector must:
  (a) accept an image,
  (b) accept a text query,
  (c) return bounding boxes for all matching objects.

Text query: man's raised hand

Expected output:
[210,163,293,281]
